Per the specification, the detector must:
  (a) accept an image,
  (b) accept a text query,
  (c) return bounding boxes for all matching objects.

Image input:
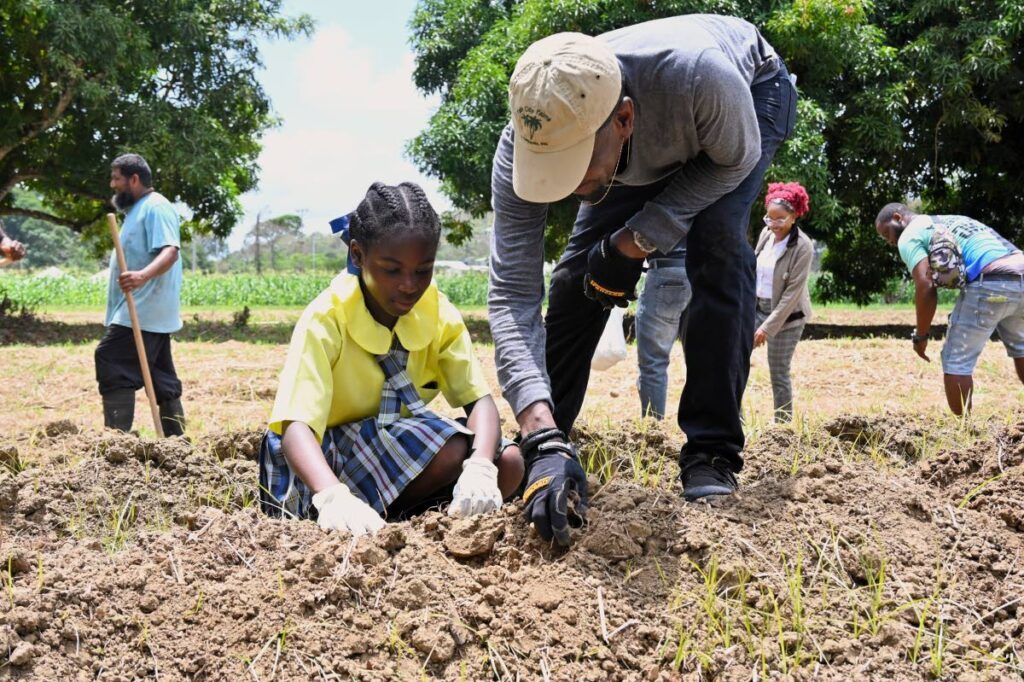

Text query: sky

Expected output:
[232,0,449,251]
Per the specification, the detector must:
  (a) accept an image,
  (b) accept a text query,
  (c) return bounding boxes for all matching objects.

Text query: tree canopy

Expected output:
[0,0,312,245]
[244,213,302,274]
[408,0,1024,302]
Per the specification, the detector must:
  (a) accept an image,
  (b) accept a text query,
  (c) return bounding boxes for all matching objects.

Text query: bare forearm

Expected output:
[281,421,338,493]
[143,246,178,279]
[914,281,937,334]
[466,395,501,458]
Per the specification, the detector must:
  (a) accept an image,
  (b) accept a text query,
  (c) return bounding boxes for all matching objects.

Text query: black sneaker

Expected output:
[680,457,738,501]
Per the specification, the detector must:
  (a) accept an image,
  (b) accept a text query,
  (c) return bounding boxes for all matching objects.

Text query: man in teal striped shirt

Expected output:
[876,203,1024,414]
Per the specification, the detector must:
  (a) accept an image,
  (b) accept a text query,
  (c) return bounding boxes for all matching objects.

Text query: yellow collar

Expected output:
[330,273,437,354]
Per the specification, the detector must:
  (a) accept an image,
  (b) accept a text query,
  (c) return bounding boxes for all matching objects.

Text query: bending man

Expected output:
[875,203,1024,414]
[489,15,797,544]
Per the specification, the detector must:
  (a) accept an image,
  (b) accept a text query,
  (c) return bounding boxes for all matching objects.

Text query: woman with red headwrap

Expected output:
[753,182,814,422]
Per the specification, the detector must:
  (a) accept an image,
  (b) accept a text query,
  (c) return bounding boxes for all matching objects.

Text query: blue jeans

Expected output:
[636,262,691,419]
[942,277,1024,375]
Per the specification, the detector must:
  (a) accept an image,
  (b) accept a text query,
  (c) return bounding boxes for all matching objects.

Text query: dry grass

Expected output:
[3,306,1022,447]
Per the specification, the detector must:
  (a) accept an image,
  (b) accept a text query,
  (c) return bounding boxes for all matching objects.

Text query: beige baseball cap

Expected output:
[509,32,622,203]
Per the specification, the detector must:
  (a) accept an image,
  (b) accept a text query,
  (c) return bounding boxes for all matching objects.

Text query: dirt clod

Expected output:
[2,548,31,575]
[443,516,503,558]
[42,419,79,439]
[410,625,456,662]
[529,584,563,612]
[0,444,20,470]
[8,642,36,666]
[208,430,263,461]
[351,543,388,566]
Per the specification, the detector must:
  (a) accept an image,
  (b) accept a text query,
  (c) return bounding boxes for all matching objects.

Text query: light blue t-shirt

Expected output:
[106,192,182,333]
[897,214,1018,283]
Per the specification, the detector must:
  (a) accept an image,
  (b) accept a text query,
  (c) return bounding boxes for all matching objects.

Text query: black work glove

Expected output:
[583,235,645,309]
[520,427,588,546]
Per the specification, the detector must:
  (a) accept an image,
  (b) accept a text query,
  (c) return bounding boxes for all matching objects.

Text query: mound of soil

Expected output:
[1,416,1022,680]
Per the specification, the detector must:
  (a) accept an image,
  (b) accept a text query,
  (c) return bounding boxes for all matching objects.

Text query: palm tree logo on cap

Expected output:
[522,113,543,138]
[517,106,550,145]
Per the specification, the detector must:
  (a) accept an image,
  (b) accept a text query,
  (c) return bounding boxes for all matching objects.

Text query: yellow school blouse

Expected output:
[268,274,491,441]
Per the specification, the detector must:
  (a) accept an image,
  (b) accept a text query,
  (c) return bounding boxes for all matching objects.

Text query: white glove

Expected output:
[448,457,503,518]
[311,483,386,537]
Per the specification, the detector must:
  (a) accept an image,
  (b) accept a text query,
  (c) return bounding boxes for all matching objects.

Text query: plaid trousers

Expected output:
[259,339,470,519]
[756,298,805,422]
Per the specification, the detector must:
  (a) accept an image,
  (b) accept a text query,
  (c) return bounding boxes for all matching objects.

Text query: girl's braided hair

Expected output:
[348,181,441,251]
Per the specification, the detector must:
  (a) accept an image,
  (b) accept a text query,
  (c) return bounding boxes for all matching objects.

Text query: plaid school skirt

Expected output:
[259,341,471,520]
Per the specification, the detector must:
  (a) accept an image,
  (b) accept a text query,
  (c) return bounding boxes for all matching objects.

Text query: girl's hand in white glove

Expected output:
[448,457,503,518]
[311,483,386,537]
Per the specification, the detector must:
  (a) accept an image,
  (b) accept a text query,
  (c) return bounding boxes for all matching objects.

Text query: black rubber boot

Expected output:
[102,389,136,432]
[159,398,186,437]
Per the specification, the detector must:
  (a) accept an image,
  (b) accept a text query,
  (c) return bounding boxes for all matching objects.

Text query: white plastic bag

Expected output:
[590,307,627,371]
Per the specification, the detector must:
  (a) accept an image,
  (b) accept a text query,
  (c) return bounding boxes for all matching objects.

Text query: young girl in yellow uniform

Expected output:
[259,182,523,536]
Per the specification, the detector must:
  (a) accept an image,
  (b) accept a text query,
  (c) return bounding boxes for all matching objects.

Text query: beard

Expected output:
[112,191,136,212]
[574,184,612,204]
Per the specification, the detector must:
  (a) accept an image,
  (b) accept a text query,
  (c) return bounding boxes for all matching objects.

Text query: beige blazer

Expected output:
[753,225,814,336]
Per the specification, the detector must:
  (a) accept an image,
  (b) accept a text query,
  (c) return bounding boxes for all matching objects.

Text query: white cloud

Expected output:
[234,25,447,250]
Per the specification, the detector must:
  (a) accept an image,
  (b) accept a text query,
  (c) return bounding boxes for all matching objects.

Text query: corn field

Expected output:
[0,271,491,309]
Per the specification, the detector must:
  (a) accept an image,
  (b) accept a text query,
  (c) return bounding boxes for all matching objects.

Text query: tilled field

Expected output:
[1,414,1022,680]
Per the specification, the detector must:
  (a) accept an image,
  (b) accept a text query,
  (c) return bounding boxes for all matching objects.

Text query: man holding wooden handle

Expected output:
[95,153,186,436]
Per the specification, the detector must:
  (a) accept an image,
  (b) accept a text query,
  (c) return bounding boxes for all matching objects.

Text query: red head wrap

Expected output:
[764,182,810,218]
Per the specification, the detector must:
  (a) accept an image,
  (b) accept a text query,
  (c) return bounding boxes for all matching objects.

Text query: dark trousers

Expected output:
[95,325,183,401]
[545,63,797,471]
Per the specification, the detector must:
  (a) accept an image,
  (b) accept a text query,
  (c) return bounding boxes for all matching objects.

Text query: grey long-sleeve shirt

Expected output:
[489,14,780,417]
